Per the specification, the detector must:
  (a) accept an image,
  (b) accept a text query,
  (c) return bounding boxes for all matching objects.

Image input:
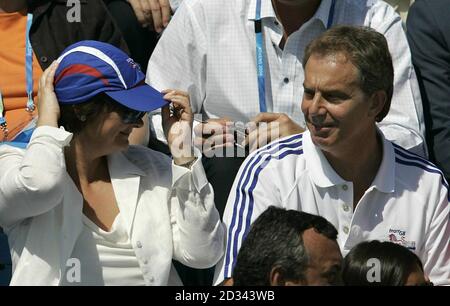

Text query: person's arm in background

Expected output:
[407,0,450,181]
[369,2,427,157]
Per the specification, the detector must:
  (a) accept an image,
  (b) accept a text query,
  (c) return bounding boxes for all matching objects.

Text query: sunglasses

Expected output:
[117,107,147,124]
[100,94,147,124]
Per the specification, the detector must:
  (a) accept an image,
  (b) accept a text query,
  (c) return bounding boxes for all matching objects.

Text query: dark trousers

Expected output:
[0,228,11,286]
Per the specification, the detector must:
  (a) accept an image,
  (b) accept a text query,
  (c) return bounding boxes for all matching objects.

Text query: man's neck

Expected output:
[272,0,321,37]
[323,130,383,205]
[0,0,27,13]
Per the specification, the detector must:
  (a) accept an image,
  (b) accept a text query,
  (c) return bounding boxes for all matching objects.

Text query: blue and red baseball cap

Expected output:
[54,40,167,112]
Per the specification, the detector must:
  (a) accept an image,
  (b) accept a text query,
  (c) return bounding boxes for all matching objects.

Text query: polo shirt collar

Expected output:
[304,131,346,188]
[304,129,396,193]
[370,130,396,193]
[247,0,333,29]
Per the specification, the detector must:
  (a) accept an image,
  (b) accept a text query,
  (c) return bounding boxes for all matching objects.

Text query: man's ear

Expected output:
[269,266,286,286]
[368,90,387,121]
[269,266,306,286]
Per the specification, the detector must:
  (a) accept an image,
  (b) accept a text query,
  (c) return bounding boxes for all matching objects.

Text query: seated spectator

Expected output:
[343,240,432,286]
[233,206,342,286]
[216,26,450,286]
[0,0,127,286]
[147,0,426,220]
[407,0,450,183]
[0,41,224,286]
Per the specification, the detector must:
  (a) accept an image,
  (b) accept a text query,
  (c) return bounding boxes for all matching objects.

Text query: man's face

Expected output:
[301,53,379,155]
[301,228,343,285]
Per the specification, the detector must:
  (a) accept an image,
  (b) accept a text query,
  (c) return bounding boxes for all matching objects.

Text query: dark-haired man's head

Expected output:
[232,206,342,286]
[301,26,393,155]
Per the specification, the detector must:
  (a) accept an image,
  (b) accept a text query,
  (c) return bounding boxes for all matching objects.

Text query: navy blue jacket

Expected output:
[407,0,450,181]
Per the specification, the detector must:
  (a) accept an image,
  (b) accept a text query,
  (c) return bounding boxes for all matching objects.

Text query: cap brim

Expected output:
[105,84,168,112]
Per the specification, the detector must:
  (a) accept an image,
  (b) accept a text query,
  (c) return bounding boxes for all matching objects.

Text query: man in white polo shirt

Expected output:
[216,26,450,286]
[147,0,426,219]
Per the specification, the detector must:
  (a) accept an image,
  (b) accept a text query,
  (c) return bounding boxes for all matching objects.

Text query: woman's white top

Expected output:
[60,213,146,286]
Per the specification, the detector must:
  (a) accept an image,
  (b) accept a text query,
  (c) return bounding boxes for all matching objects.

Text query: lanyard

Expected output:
[0,13,35,138]
[254,0,336,112]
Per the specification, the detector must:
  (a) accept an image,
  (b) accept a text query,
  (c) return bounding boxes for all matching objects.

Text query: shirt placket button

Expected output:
[343,226,349,234]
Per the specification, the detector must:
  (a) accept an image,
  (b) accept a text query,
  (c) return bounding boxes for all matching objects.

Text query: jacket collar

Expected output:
[107,150,146,235]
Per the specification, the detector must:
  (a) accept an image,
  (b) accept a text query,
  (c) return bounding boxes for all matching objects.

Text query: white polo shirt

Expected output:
[148,0,426,156]
[215,131,450,285]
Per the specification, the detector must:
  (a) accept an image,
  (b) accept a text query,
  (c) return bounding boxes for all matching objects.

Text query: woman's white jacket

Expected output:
[0,126,224,285]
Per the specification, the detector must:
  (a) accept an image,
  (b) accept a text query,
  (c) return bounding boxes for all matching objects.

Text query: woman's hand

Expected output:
[37,61,60,128]
[161,89,196,166]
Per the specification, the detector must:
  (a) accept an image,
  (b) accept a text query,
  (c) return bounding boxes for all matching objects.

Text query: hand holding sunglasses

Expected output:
[161,89,196,166]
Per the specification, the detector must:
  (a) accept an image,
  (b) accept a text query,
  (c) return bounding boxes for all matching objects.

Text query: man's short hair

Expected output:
[303,25,394,122]
[232,206,338,286]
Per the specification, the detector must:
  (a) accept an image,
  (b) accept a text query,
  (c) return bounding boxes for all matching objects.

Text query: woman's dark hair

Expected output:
[343,241,424,286]
[58,93,123,134]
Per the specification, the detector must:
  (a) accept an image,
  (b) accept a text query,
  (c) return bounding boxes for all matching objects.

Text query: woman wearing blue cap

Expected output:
[0,41,224,286]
